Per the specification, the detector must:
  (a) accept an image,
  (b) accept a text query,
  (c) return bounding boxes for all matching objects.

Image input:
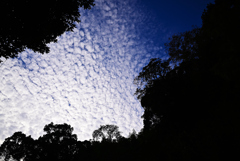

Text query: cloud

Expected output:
[0,0,167,144]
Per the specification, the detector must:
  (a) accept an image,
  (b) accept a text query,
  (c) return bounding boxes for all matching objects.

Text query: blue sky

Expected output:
[142,0,215,32]
[0,0,215,144]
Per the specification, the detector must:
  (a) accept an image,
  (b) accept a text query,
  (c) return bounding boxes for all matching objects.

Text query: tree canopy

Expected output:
[0,0,95,63]
[0,123,127,161]
[134,0,240,129]
[92,125,122,142]
[0,132,34,161]
[133,0,240,160]
[0,123,79,161]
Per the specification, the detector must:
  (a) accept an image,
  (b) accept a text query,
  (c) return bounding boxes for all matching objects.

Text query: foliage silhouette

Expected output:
[0,123,82,161]
[0,0,95,63]
[0,132,34,161]
[36,122,78,161]
[92,125,122,142]
[133,0,240,160]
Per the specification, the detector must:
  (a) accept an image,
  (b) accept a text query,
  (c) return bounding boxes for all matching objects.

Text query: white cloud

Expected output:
[0,0,167,144]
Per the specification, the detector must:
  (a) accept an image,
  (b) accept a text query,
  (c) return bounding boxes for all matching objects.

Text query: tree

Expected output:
[164,27,200,64]
[134,58,170,101]
[0,0,95,63]
[0,132,35,161]
[37,122,78,161]
[92,125,122,142]
[200,0,240,84]
[127,129,137,140]
[0,122,80,161]
[134,0,240,160]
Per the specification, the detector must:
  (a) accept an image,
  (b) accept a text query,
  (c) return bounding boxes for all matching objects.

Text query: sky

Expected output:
[0,0,215,144]
[142,0,215,33]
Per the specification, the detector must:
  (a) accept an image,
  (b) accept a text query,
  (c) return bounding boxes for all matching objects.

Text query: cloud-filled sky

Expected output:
[0,0,214,144]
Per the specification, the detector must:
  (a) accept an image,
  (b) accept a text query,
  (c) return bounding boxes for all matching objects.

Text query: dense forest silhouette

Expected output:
[1,0,239,160]
[0,0,95,63]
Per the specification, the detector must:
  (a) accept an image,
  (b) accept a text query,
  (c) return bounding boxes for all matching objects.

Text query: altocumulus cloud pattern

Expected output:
[0,0,167,143]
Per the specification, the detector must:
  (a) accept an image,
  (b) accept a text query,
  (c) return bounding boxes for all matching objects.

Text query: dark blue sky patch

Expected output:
[140,0,215,33]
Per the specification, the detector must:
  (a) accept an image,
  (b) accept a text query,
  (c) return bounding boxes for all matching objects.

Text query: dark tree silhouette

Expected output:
[0,123,80,161]
[200,0,240,85]
[36,122,78,161]
[0,132,34,161]
[127,129,137,141]
[133,0,240,160]
[92,125,122,142]
[0,0,95,63]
